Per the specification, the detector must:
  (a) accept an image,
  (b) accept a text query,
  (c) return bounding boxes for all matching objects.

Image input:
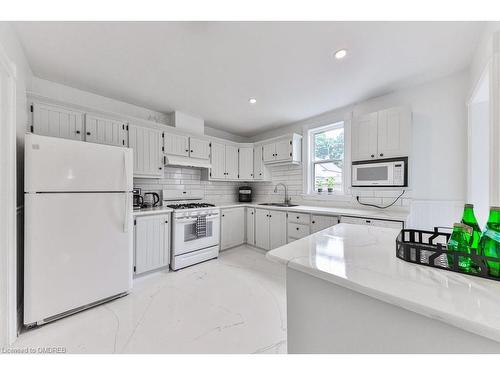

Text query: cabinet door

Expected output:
[246,207,256,246]
[128,124,163,178]
[221,207,245,250]
[134,214,170,274]
[269,210,287,250]
[189,137,210,160]
[32,102,84,141]
[275,139,291,161]
[352,112,378,161]
[253,146,264,180]
[210,141,226,179]
[311,215,339,233]
[255,209,270,250]
[85,114,127,147]
[262,143,276,162]
[225,144,239,179]
[377,107,410,159]
[164,132,189,157]
[238,147,254,180]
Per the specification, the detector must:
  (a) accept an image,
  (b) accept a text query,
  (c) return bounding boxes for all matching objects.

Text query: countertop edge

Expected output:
[285,258,500,344]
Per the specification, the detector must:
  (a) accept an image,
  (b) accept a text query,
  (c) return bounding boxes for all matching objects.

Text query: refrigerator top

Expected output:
[25,133,133,193]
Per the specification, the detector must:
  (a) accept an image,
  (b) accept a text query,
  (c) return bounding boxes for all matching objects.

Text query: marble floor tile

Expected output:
[12,246,287,354]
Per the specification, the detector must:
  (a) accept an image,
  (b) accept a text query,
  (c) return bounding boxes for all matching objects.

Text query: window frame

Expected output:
[307,121,347,196]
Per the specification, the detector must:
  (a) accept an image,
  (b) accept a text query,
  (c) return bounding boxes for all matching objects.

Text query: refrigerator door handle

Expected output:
[123,150,130,190]
[124,193,130,233]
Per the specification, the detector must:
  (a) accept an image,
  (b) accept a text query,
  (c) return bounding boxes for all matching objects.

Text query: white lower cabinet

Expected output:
[246,207,255,246]
[255,209,287,250]
[134,213,170,275]
[311,214,339,233]
[339,216,404,229]
[221,207,245,250]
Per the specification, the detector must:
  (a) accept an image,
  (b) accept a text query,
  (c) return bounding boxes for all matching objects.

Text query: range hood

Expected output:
[164,154,212,169]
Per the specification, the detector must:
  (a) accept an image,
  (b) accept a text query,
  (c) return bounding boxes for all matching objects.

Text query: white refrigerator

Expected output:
[24,133,133,326]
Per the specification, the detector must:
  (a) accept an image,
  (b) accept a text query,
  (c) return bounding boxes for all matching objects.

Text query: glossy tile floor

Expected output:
[13,246,287,354]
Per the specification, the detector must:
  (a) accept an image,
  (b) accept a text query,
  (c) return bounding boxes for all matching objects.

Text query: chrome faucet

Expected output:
[274,183,290,205]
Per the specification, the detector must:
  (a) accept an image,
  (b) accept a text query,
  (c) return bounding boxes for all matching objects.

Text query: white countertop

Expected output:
[267,223,500,343]
[217,203,409,222]
[132,206,173,216]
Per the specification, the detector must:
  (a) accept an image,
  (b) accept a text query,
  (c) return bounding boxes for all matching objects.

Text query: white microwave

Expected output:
[352,157,408,187]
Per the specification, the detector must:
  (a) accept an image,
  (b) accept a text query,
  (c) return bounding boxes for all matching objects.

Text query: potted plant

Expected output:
[316,178,323,193]
[326,176,335,193]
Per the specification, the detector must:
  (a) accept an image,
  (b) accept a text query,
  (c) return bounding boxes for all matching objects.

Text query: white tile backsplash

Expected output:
[250,163,411,210]
[134,166,241,204]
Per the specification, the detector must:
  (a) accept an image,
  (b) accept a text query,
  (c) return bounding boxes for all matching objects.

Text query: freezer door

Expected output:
[25,133,133,192]
[24,192,133,324]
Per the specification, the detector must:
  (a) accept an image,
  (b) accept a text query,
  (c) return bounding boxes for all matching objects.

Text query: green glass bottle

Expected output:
[447,223,473,273]
[478,206,500,278]
[461,203,482,272]
[461,204,481,251]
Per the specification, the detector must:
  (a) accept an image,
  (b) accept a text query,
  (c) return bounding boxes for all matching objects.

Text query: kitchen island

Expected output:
[267,223,500,353]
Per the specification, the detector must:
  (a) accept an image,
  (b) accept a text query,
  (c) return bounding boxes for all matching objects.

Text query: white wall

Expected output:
[0,22,33,344]
[251,70,470,229]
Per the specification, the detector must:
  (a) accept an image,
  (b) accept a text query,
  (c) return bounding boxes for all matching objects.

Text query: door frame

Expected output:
[0,43,18,346]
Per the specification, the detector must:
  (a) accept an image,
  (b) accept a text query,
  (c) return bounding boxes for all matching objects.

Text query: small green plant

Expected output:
[316,178,324,192]
[326,176,335,188]
[326,176,335,193]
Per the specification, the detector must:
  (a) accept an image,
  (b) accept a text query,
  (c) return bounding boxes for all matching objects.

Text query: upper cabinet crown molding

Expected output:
[351,106,411,162]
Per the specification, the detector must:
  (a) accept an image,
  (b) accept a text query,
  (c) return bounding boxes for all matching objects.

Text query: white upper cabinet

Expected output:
[32,102,84,141]
[377,107,411,159]
[351,107,411,161]
[263,143,276,163]
[85,114,127,147]
[209,141,238,180]
[210,141,226,179]
[253,145,268,180]
[261,133,302,165]
[164,133,189,157]
[238,146,254,180]
[189,137,210,160]
[128,124,163,178]
[351,112,378,161]
[225,144,239,179]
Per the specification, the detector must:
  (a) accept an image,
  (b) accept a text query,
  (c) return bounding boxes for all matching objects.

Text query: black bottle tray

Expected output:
[396,228,500,282]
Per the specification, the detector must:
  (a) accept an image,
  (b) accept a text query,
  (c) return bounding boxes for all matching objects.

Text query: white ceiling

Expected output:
[13,21,484,137]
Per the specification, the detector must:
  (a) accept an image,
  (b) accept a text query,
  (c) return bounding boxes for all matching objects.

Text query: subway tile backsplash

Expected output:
[134,166,241,204]
[134,164,411,210]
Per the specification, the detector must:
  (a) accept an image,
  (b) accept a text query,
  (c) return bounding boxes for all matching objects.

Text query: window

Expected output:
[309,122,345,194]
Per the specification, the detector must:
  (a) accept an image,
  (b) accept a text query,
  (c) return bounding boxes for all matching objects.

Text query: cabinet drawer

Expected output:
[340,216,403,229]
[288,223,310,239]
[288,212,311,225]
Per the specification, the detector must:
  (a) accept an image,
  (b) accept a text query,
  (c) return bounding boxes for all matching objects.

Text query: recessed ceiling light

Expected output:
[249,97,257,104]
[334,49,347,59]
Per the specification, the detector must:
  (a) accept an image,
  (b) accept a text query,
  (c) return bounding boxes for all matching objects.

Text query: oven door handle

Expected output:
[175,215,219,223]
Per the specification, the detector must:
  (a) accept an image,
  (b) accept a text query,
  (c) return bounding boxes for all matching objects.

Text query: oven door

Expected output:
[352,162,395,187]
[173,214,220,255]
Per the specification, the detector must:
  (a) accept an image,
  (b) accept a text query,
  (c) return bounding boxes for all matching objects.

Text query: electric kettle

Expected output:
[143,192,160,207]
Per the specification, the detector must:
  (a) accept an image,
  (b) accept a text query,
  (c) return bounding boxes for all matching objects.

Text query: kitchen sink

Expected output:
[258,203,299,207]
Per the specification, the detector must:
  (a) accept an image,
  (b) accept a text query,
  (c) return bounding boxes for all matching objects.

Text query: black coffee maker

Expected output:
[238,186,252,202]
[133,188,144,209]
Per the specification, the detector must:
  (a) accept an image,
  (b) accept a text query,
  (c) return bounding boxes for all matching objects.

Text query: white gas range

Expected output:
[163,190,220,270]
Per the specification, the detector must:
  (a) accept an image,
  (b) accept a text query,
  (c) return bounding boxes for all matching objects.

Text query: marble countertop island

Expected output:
[267,223,500,345]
